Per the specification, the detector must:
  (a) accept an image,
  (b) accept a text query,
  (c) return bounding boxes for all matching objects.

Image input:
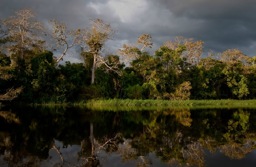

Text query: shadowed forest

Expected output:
[1,9,256,103]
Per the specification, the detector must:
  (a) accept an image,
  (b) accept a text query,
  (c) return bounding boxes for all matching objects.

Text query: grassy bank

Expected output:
[82,99,256,111]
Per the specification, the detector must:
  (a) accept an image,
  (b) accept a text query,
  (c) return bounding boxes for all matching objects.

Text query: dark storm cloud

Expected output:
[1,0,256,56]
[155,0,256,55]
[0,0,111,27]
[156,0,256,19]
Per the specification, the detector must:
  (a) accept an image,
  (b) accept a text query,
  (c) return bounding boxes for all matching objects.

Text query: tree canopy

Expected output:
[1,9,256,103]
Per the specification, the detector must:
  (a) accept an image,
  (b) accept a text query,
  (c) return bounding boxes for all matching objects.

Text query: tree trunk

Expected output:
[91,53,97,84]
[90,122,95,155]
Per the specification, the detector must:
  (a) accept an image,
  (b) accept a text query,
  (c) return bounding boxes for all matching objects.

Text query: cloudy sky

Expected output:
[1,0,256,60]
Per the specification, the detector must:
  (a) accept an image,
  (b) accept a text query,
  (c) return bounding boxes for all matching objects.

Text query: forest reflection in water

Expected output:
[0,106,256,167]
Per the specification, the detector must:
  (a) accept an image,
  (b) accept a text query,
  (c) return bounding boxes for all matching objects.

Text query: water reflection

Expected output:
[0,106,256,166]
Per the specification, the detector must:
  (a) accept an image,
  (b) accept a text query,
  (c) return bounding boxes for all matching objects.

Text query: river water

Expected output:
[0,106,256,167]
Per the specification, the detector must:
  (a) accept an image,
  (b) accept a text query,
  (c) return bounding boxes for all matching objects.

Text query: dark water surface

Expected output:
[0,106,256,167]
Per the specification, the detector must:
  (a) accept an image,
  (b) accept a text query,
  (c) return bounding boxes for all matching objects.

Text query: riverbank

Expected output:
[9,99,256,111]
[82,99,256,111]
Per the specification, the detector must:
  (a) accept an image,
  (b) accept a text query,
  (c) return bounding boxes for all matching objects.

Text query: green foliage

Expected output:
[121,69,143,87]
[0,53,11,66]
[84,99,256,111]
[170,81,192,100]
[191,58,226,99]
[124,84,144,99]
[222,63,249,99]
[57,62,89,101]
[21,51,56,102]
[224,110,250,141]
[0,53,13,88]
[80,85,104,99]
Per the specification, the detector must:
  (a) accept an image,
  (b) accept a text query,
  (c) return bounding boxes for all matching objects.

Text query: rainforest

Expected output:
[1,9,256,104]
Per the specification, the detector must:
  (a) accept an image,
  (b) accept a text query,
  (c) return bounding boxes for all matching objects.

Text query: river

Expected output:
[0,105,256,167]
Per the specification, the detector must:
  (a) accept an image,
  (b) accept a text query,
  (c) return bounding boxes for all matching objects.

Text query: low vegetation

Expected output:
[83,99,256,111]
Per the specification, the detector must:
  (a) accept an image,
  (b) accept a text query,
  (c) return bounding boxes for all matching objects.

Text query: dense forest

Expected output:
[1,9,256,103]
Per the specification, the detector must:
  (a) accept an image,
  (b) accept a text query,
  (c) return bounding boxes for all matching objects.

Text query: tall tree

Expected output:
[3,9,45,64]
[82,19,114,84]
[220,49,250,99]
[194,57,226,99]
[0,9,46,100]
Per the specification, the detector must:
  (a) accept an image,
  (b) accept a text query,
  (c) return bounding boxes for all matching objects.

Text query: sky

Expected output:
[1,0,256,62]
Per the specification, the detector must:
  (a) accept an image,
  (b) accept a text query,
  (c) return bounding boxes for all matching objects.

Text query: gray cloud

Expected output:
[1,0,103,27]
[155,0,256,54]
[156,0,256,19]
[1,0,256,57]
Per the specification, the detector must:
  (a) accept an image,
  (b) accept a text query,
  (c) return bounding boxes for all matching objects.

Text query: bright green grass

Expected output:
[82,99,256,111]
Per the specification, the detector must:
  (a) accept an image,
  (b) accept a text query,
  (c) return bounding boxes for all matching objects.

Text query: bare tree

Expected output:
[137,34,153,52]
[164,36,203,65]
[119,33,153,63]
[82,19,114,84]
[50,20,83,63]
[3,9,45,62]
[220,48,250,65]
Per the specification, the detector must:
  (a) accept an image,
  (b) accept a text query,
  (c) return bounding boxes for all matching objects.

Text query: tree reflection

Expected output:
[0,107,256,167]
[224,110,250,142]
[220,140,256,159]
[110,108,256,167]
[0,107,79,166]
[79,121,123,167]
[122,108,204,166]
[0,111,20,124]
[78,122,100,167]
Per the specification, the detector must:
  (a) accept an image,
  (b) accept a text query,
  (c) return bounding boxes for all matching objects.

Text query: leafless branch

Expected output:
[51,144,64,163]
[137,34,153,52]
[97,56,122,76]
[50,20,83,63]
[97,134,120,150]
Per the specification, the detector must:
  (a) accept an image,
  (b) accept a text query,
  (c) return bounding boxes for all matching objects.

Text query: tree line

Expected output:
[1,9,256,103]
